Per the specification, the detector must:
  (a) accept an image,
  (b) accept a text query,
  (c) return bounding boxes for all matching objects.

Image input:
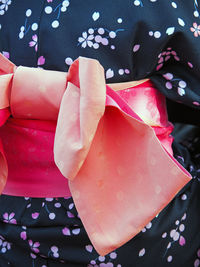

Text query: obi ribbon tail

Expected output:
[54,57,191,255]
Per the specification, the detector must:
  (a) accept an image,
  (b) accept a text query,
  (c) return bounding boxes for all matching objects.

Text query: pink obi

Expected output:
[0,53,191,255]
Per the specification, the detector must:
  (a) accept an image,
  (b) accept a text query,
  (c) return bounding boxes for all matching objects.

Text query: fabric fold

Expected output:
[0,52,191,256]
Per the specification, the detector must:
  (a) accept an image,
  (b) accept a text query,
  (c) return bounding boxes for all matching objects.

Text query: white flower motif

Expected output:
[1,0,11,11]
[78,32,94,48]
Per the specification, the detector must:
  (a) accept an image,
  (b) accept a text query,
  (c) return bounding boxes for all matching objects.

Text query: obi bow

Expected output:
[0,53,191,256]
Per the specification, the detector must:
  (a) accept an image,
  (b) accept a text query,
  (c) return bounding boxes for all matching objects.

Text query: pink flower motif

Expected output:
[190,22,200,37]
[62,227,71,236]
[47,0,53,2]
[179,236,186,246]
[156,63,163,71]
[29,35,38,52]
[20,231,27,240]
[3,212,17,224]
[30,253,37,259]
[37,56,45,66]
[32,212,39,219]
[67,211,75,218]
[28,240,40,253]
[2,51,10,59]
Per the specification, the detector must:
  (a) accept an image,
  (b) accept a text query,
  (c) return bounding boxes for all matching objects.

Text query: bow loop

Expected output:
[54,57,106,180]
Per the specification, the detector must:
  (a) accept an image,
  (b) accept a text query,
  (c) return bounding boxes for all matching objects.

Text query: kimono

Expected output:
[0,0,199,266]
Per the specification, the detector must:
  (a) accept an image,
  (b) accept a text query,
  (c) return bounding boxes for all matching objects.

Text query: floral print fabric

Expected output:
[0,0,200,266]
[0,161,199,267]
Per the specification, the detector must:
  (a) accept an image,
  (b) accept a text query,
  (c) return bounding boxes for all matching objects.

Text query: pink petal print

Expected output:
[67,211,75,218]
[2,51,10,59]
[9,212,15,219]
[3,213,8,220]
[29,41,36,47]
[156,64,163,71]
[133,44,140,52]
[37,56,45,66]
[32,34,38,42]
[20,231,27,240]
[34,242,40,248]
[51,246,58,253]
[85,245,93,253]
[179,236,186,246]
[30,253,37,259]
[194,259,200,267]
[193,22,198,28]
[33,248,39,253]
[62,227,71,236]
[29,240,33,246]
[32,212,39,219]
[10,219,17,224]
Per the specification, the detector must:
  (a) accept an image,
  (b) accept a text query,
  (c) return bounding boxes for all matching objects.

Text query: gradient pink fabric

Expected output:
[0,53,191,255]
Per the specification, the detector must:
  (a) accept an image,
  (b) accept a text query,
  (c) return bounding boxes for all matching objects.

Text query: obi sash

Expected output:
[0,53,191,255]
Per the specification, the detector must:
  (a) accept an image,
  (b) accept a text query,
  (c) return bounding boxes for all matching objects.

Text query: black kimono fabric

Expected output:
[0,0,200,266]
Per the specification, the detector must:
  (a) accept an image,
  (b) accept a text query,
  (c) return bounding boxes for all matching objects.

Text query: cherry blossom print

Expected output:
[44,0,70,29]
[78,31,94,48]
[193,0,200,18]
[18,8,39,39]
[50,246,59,258]
[157,47,180,71]
[37,56,46,66]
[20,231,27,241]
[3,212,17,224]
[141,221,152,233]
[62,226,71,236]
[0,0,200,265]
[190,22,200,37]
[149,30,161,38]
[87,247,119,266]
[2,51,9,58]
[0,235,12,254]
[106,68,114,79]
[133,0,157,7]
[86,244,93,253]
[65,57,73,66]
[133,0,144,7]
[133,44,140,52]
[166,27,175,35]
[0,0,12,15]
[162,71,187,96]
[194,248,200,267]
[162,213,187,262]
[139,248,146,257]
[78,27,124,50]
[67,211,75,218]
[92,12,100,21]
[178,18,185,27]
[29,34,38,51]
[118,68,130,76]
[28,240,40,254]
[31,212,39,219]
